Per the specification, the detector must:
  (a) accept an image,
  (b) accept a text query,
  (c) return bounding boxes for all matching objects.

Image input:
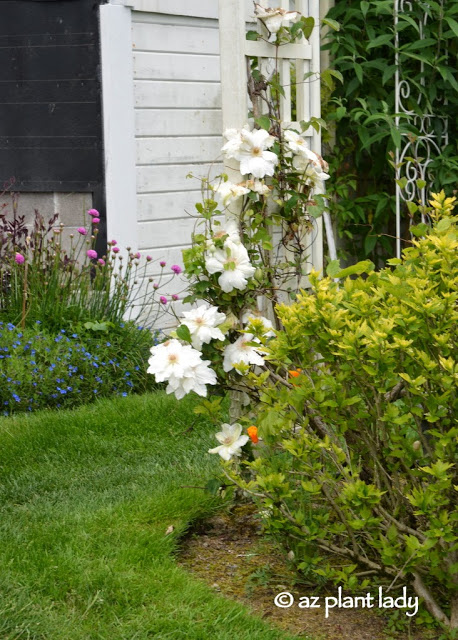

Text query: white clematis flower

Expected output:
[284,130,312,155]
[236,128,278,178]
[180,302,226,350]
[242,310,275,338]
[223,333,266,372]
[245,179,272,196]
[254,3,299,34]
[293,154,330,183]
[208,423,249,461]
[215,181,250,207]
[221,128,244,159]
[205,239,256,293]
[147,339,217,399]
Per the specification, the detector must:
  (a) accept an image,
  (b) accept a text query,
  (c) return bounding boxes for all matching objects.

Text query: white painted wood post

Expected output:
[99,3,137,253]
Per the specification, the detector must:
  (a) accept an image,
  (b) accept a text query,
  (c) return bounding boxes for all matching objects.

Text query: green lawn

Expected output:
[0,392,297,640]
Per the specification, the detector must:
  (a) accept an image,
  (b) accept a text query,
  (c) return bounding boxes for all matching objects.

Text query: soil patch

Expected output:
[179,504,436,640]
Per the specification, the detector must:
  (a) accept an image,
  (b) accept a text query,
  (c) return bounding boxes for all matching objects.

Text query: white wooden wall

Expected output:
[132,8,223,274]
[100,0,326,325]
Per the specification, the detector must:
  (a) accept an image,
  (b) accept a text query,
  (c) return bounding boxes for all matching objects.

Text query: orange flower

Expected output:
[288,368,302,378]
[247,425,259,444]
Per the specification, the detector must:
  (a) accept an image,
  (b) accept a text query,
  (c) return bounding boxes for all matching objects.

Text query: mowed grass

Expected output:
[0,393,297,640]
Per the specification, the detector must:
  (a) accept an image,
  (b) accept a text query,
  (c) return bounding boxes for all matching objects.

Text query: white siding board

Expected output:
[137,163,224,194]
[133,52,220,81]
[132,22,219,54]
[130,0,219,19]
[138,217,198,249]
[134,81,221,108]
[135,109,222,136]
[136,136,222,165]
[137,190,204,222]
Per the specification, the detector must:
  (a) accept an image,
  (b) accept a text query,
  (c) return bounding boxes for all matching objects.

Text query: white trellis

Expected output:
[218,0,324,280]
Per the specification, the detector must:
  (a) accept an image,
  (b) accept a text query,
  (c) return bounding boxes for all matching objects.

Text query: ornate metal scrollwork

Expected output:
[394,0,449,256]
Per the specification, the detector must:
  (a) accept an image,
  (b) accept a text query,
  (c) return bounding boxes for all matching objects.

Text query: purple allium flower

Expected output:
[146,255,152,262]
[171,264,182,274]
[160,296,167,304]
[77,227,87,235]
[153,283,159,289]
[87,249,97,260]
[88,209,99,218]
[160,261,166,267]
[112,246,120,254]
[15,253,25,264]
[98,258,106,266]
[134,252,141,259]
[110,239,117,246]
[172,294,179,301]
[92,217,100,224]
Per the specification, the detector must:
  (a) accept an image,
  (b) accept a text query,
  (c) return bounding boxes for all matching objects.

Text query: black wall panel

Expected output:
[0,0,104,194]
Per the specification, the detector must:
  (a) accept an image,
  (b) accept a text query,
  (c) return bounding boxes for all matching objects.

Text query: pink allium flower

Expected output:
[160,261,166,267]
[112,246,120,254]
[171,264,182,274]
[110,239,117,246]
[160,296,167,304]
[77,227,87,235]
[98,259,105,266]
[172,294,179,301]
[134,252,141,259]
[88,209,99,218]
[15,253,25,264]
[146,255,152,262]
[153,283,159,289]
[92,218,100,224]
[87,249,97,260]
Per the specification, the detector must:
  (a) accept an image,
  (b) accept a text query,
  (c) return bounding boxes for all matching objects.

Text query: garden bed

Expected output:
[179,504,436,640]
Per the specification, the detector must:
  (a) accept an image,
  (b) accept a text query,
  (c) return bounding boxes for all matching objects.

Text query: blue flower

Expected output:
[12,393,20,402]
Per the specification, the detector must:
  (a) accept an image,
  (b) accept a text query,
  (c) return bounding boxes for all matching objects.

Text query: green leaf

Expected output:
[246,30,260,41]
[364,234,377,255]
[366,33,393,49]
[445,16,458,37]
[360,1,370,18]
[410,223,429,237]
[328,69,344,83]
[436,218,451,232]
[396,177,408,189]
[335,260,375,278]
[382,65,396,85]
[406,201,418,215]
[255,116,271,131]
[176,324,192,343]
[415,179,426,189]
[354,63,363,84]
[300,16,315,40]
[326,259,341,278]
[322,17,340,31]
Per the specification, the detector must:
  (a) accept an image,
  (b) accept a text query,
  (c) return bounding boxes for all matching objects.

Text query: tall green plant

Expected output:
[322,0,458,264]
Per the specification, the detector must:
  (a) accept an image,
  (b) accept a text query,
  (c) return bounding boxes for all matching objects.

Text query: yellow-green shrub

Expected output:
[235,192,457,631]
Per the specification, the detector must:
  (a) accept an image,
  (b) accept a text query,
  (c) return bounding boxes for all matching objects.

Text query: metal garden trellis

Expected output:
[394,0,449,258]
[218,0,335,282]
